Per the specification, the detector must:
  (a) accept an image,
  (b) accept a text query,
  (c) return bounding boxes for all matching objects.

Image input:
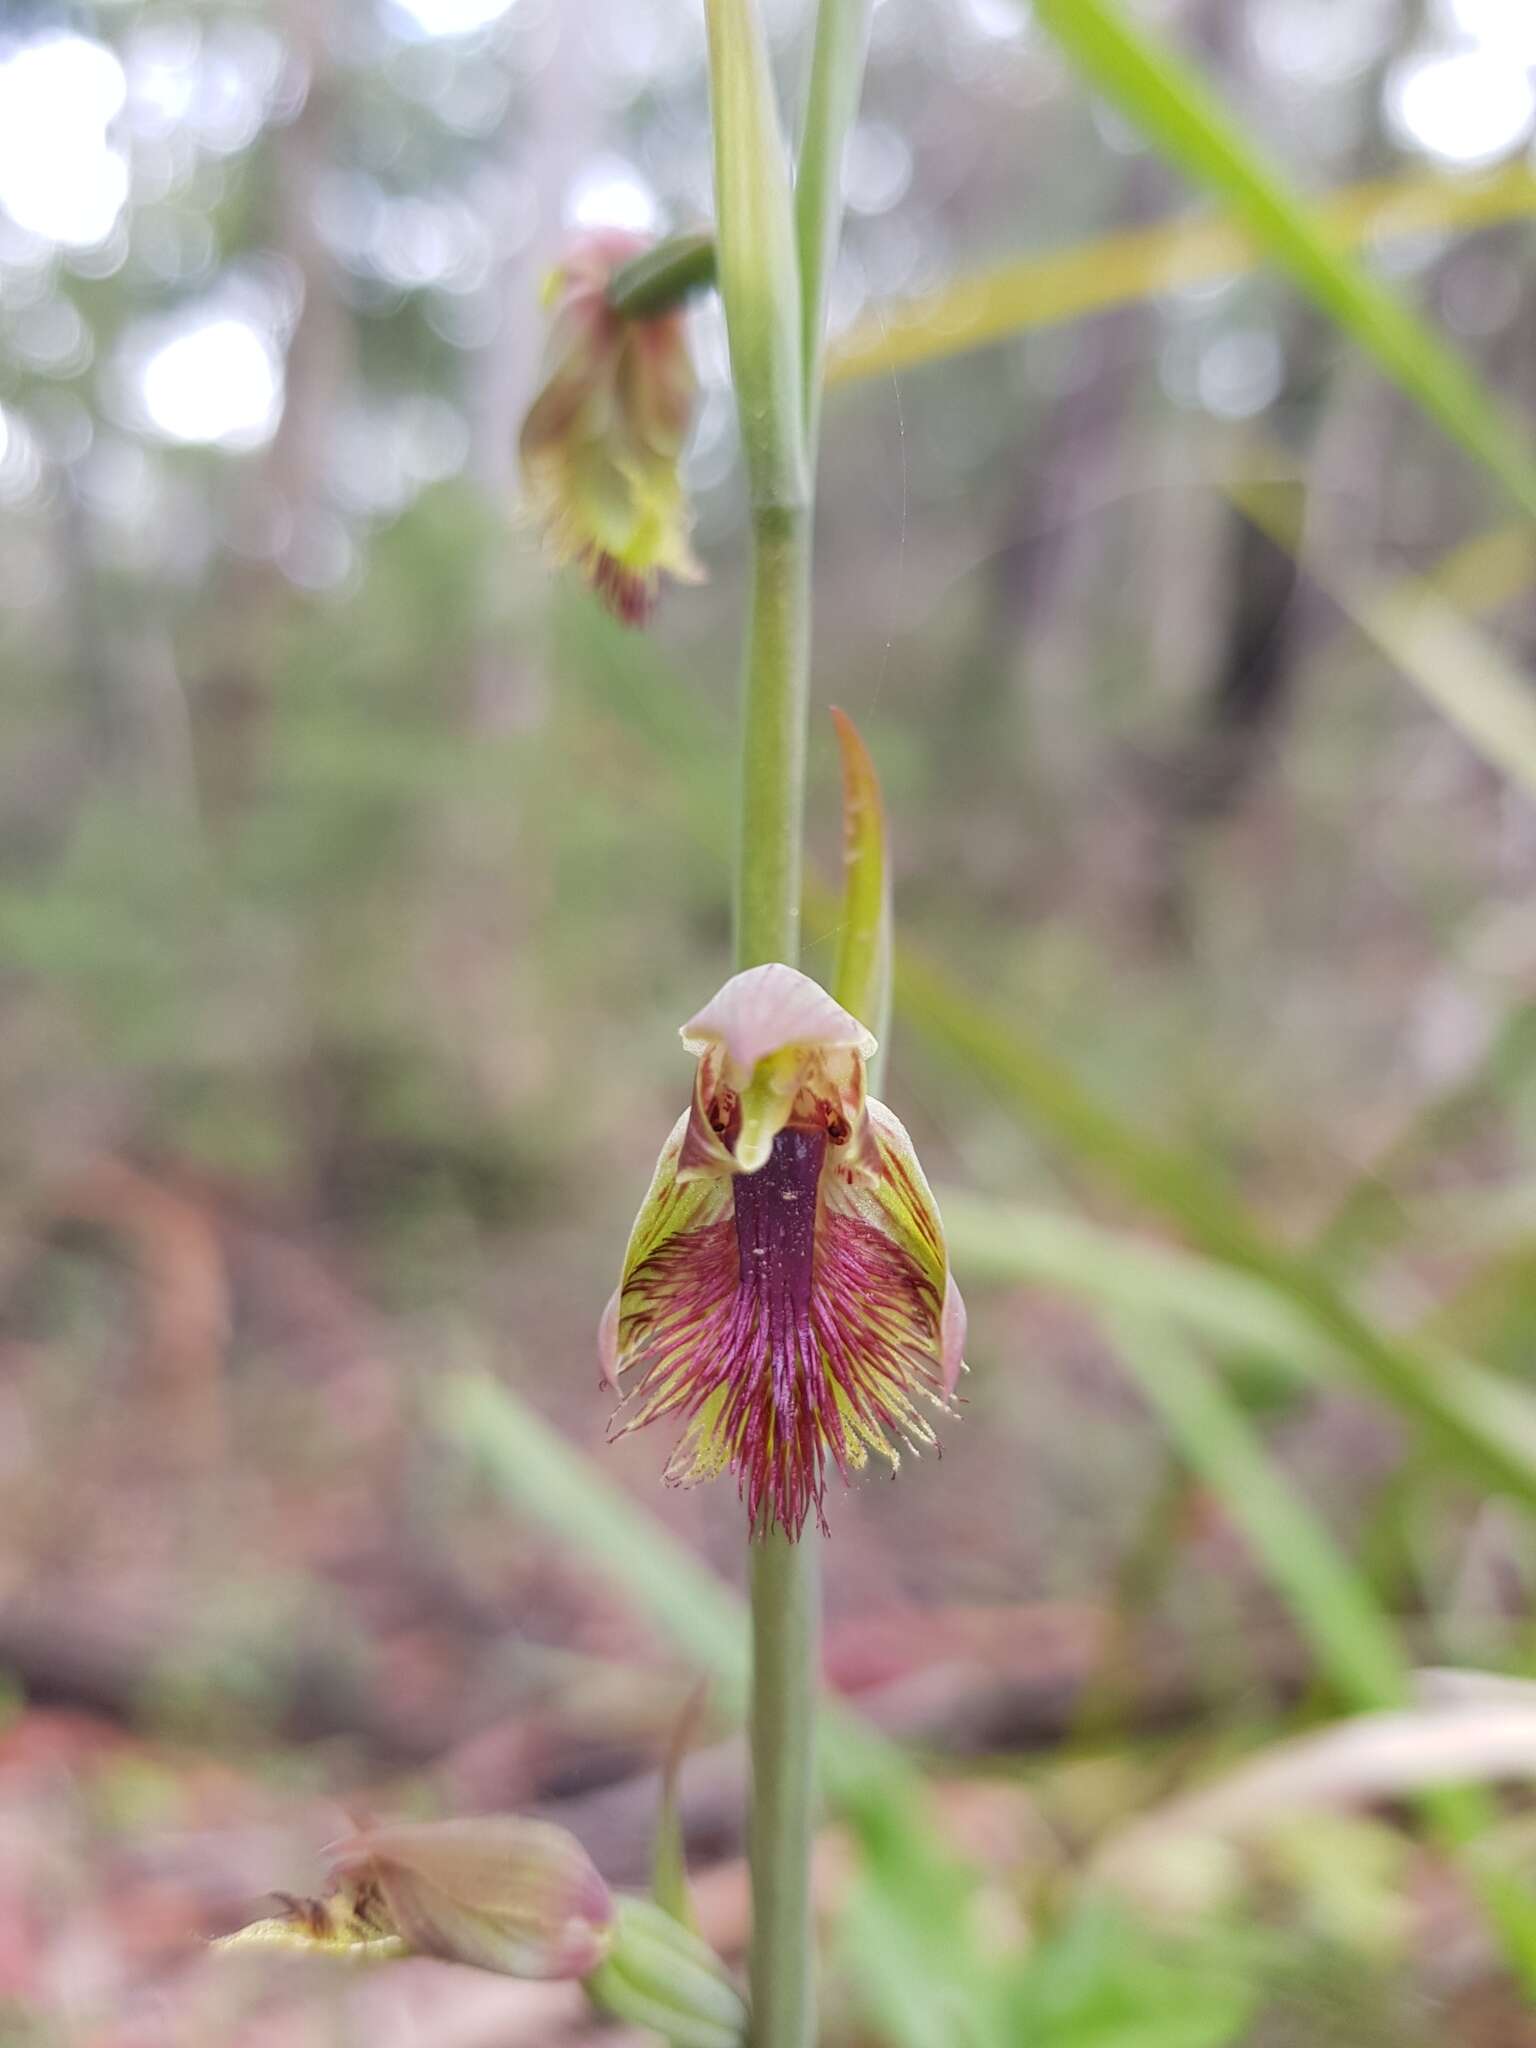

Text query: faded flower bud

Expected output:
[585,1895,749,2048]
[326,1816,614,1979]
[519,228,702,627]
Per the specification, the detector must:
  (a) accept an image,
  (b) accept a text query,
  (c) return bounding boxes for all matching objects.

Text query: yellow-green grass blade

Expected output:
[829,166,1536,387]
[942,1193,1330,1383]
[1230,471,1536,802]
[942,1189,1536,1488]
[1020,0,1536,517]
[440,1374,750,1709]
[847,0,1536,520]
[1423,523,1536,618]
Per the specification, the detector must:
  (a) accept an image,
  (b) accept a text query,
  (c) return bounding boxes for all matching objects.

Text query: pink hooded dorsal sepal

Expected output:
[681,962,876,1075]
[677,963,880,1178]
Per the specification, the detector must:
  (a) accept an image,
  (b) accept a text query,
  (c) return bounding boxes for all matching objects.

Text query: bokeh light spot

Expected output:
[1196,328,1285,421]
[139,317,284,449]
[566,158,659,233]
[0,36,129,249]
[1385,44,1536,167]
[390,0,517,40]
[843,121,913,216]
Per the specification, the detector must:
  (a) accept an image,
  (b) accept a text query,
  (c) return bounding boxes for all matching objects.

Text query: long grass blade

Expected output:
[1230,472,1536,802]
[439,1373,750,1707]
[432,1368,1005,2021]
[896,945,1536,1512]
[829,166,1536,386]
[941,1193,1329,1384]
[1101,1309,1405,1703]
[435,1371,954,1804]
[1026,0,1536,518]
[1098,1309,1536,1983]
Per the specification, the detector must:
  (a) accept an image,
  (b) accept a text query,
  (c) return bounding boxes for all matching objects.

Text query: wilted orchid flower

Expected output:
[518,228,702,627]
[603,964,965,1538]
[327,1817,614,1979]
[211,1882,405,1960]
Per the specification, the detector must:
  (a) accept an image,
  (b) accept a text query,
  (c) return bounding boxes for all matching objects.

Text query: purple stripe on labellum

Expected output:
[733,1125,823,1342]
[729,1126,826,1535]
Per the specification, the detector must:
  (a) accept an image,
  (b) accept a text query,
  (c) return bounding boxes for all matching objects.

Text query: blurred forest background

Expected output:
[3,0,1536,2041]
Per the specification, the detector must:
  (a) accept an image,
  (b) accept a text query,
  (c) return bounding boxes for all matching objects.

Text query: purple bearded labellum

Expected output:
[602,964,966,1538]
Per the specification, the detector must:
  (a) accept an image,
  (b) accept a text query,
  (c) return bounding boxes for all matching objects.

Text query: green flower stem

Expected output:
[607,231,718,321]
[736,505,812,969]
[705,0,808,520]
[735,375,817,2048]
[705,3,870,2039]
[747,1527,821,2048]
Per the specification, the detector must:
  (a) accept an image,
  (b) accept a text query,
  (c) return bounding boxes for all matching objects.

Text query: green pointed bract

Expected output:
[652,1681,711,1934]
[830,706,891,1048]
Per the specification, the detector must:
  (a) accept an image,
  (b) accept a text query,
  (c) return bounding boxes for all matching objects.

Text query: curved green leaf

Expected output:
[1033,0,1536,516]
[829,167,1536,385]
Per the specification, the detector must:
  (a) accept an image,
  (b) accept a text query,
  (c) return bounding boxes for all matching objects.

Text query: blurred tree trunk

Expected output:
[941,156,1165,819]
[1145,317,1327,835]
[198,0,350,823]
[50,476,201,840]
[1130,0,1312,928]
[1127,2,1412,939]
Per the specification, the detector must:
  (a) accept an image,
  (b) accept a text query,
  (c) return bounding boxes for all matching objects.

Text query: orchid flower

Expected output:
[518,228,703,627]
[603,964,965,1538]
